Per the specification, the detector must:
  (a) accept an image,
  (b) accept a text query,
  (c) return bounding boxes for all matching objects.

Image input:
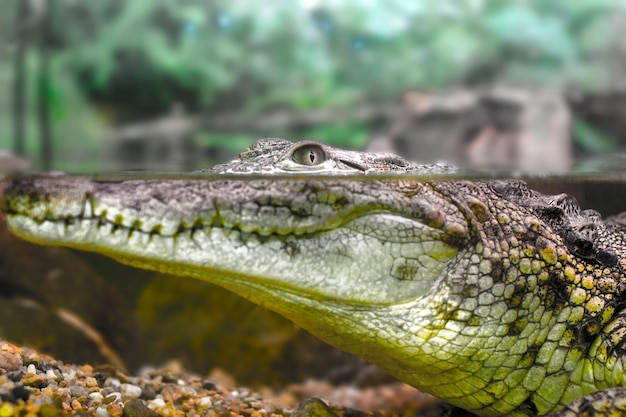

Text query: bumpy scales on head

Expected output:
[206,138,454,174]
[4,138,626,417]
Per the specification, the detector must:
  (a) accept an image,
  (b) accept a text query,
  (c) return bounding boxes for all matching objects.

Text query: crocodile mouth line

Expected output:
[8,203,451,308]
[8,210,306,249]
[7,196,436,254]
[7,192,440,249]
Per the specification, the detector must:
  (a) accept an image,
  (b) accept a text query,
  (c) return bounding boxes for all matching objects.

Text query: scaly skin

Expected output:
[3,139,626,416]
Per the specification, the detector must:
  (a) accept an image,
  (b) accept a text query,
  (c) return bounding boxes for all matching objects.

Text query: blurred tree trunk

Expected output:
[12,0,29,156]
[37,0,55,171]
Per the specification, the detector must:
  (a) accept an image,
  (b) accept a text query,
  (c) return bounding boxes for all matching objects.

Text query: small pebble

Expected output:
[199,397,212,408]
[140,384,156,400]
[0,349,22,373]
[23,372,47,388]
[106,402,124,417]
[53,388,71,403]
[12,385,30,401]
[147,398,165,409]
[85,377,99,388]
[180,385,197,398]
[70,385,89,397]
[96,407,111,417]
[161,385,182,402]
[71,399,83,410]
[90,392,104,406]
[121,383,142,399]
[0,403,15,417]
[123,399,161,417]
[107,378,121,389]
[42,386,54,399]
[202,382,218,391]
[81,365,94,375]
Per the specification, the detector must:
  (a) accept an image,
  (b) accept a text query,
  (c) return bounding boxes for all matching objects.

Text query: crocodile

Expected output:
[3,138,626,416]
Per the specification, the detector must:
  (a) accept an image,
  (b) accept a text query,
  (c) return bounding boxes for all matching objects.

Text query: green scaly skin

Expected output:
[3,139,626,416]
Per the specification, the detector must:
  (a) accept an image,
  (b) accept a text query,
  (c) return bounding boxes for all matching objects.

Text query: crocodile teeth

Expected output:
[239,230,251,243]
[191,236,203,250]
[159,222,179,236]
[83,199,93,218]
[57,221,66,237]
[99,222,113,235]
[94,205,107,220]
[140,232,150,247]
[112,225,126,240]
[185,229,203,250]
[162,237,175,256]
[179,229,202,249]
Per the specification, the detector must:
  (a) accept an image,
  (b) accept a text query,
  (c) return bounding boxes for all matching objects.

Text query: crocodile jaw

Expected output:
[3,176,466,307]
[7,207,457,305]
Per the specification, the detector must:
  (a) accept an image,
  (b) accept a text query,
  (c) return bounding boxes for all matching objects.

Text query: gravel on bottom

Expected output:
[0,340,437,417]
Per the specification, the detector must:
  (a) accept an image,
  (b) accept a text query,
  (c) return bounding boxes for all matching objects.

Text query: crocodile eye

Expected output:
[291,144,326,166]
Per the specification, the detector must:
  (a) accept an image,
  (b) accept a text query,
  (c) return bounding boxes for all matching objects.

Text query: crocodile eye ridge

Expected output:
[291,143,327,166]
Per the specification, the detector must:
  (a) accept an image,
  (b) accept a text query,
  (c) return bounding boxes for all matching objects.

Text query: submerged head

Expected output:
[2,174,467,307]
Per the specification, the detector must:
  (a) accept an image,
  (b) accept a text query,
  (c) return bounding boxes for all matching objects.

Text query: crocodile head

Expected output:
[3,139,626,416]
[3,140,462,304]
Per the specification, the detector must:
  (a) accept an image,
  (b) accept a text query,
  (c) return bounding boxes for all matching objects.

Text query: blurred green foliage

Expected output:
[573,118,619,152]
[0,0,624,169]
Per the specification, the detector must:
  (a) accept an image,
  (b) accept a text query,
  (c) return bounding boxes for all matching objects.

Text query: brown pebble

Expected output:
[124,399,161,417]
[0,342,23,372]
[42,386,54,398]
[85,377,99,388]
[292,398,339,417]
[23,372,47,388]
[80,364,94,376]
[161,385,182,402]
[181,399,194,412]
[53,389,71,403]
[107,402,124,417]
